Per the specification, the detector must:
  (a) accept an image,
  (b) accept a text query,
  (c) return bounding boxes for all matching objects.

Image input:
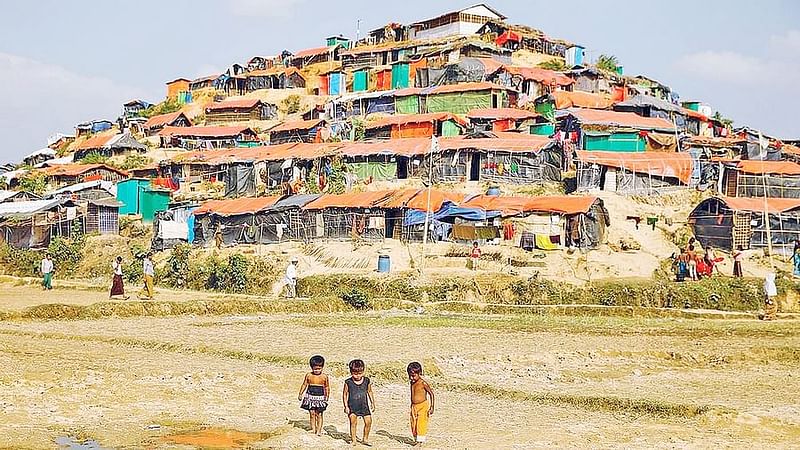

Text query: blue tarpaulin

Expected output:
[403,202,500,226]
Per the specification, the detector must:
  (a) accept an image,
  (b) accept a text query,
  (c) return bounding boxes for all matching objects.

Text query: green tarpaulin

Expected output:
[395,95,419,114]
[427,92,491,115]
[441,120,462,137]
[348,162,397,181]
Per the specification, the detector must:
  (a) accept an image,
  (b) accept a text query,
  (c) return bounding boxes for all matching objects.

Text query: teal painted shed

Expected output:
[353,69,369,92]
[139,188,171,223]
[583,131,646,152]
[391,62,410,89]
[116,178,150,215]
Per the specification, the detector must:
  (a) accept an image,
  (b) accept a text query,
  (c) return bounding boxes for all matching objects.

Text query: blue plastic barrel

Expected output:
[378,255,391,273]
[486,186,501,196]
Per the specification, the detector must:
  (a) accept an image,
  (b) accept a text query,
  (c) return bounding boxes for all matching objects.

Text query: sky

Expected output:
[0,0,798,163]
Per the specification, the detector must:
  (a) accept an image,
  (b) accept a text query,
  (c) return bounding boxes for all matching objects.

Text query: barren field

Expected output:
[1,284,799,449]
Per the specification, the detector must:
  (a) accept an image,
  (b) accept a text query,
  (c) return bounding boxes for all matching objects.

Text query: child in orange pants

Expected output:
[407,362,435,446]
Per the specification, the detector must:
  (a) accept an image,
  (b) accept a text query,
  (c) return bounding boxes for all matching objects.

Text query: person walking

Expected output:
[284,256,299,298]
[40,253,54,290]
[110,256,129,300]
[139,252,155,300]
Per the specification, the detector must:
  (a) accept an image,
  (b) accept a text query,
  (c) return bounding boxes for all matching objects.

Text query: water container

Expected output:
[486,186,501,196]
[377,255,391,273]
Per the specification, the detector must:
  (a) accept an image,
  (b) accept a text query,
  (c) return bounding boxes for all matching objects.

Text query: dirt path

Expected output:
[1,310,799,448]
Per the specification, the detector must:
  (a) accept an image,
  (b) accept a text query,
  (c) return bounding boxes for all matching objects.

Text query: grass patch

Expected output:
[0,329,434,384]
[288,313,800,338]
[442,383,715,418]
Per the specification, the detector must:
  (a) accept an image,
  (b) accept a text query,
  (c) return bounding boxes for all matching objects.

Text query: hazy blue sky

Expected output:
[1,0,798,163]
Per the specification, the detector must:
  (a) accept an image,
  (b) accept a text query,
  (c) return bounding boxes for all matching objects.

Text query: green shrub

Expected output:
[222,253,249,293]
[163,243,191,288]
[342,288,371,310]
[280,95,301,114]
[79,151,108,165]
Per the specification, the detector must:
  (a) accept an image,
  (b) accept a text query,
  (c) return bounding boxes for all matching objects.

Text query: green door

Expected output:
[353,70,368,92]
[391,63,409,89]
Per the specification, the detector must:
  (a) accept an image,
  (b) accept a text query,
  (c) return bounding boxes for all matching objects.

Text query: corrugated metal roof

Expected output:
[467,108,539,120]
[366,112,467,129]
[144,111,190,129]
[0,199,65,217]
[159,125,254,138]
[269,119,324,133]
[193,196,282,216]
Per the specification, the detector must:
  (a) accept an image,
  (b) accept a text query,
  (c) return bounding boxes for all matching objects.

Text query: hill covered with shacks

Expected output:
[2,3,799,274]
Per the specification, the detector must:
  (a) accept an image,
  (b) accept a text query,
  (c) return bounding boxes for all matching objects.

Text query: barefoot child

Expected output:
[343,359,375,446]
[298,355,329,436]
[408,361,435,446]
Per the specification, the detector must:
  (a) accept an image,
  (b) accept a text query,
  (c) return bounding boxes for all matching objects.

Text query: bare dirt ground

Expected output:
[1,284,799,449]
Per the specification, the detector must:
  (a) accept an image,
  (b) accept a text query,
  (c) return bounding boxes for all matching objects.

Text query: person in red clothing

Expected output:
[470,241,481,271]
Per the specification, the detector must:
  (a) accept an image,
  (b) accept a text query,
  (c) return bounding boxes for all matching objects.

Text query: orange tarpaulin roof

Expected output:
[439,135,553,153]
[735,160,800,175]
[429,82,503,95]
[39,163,127,177]
[337,139,432,157]
[159,125,254,137]
[718,196,800,214]
[144,111,190,129]
[205,98,262,111]
[269,119,324,133]
[303,190,401,209]
[366,112,467,129]
[294,46,333,58]
[553,90,614,109]
[568,108,676,131]
[73,132,115,151]
[193,196,282,216]
[682,108,709,121]
[462,195,598,216]
[504,67,574,86]
[467,108,538,120]
[576,150,692,184]
[404,189,466,211]
[304,189,465,211]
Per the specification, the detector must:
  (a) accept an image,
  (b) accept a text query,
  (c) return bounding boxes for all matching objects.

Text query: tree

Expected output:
[596,54,619,72]
[712,111,734,128]
[537,59,567,71]
[18,172,47,196]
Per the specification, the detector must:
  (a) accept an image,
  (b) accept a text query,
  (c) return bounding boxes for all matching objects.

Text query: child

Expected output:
[343,359,375,446]
[675,248,688,282]
[298,355,329,436]
[732,246,744,277]
[470,241,481,270]
[407,362,435,446]
[687,244,698,281]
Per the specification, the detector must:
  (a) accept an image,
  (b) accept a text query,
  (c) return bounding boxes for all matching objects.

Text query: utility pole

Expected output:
[420,135,438,271]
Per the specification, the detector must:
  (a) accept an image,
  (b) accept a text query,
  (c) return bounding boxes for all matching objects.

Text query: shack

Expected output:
[690,196,800,252]
[23,148,56,167]
[467,107,538,132]
[364,113,466,139]
[487,66,574,101]
[47,179,116,201]
[575,150,693,194]
[116,178,170,223]
[71,132,147,161]
[85,197,121,235]
[0,198,78,249]
[268,119,326,144]
[561,108,678,152]
[425,82,514,115]
[461,195,609,249]
[299,190,417,241]
[331,90,397,119]
[246,67,306,91]
[143,111,192,136]
[39,164,128,188]
[719,160,800,199]
[192,196,282,247]
[204,98,277,124]
[613,94,686,131]
[159,125,259,149]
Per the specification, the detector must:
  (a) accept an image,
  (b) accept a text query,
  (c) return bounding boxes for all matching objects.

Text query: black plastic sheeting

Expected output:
[225,164,256,198]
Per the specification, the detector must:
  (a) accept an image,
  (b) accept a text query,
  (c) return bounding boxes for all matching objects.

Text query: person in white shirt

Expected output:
[139,252,155,300]
[40,253,54,290]
[110,256,129,300]
[285,256,299,298]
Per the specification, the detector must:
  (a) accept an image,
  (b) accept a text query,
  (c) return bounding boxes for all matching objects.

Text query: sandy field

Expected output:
[1,283,799,449]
